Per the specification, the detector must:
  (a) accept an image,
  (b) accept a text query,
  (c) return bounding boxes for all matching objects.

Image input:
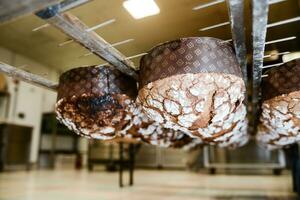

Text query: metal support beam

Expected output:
[59,0,90,12]
[0,62,58,91]
[0,0,60,24]
[0,0,91,24]
[252,0,269,130]
[226,0,247,85]
[36,9,138,80]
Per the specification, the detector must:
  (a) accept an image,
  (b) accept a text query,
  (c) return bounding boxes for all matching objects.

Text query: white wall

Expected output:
[0,46,59,163]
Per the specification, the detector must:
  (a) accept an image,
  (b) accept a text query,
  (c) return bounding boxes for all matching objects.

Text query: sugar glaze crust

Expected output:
[138,72,247,146]
[55,94,134,139]
[55,65,137,139]
[119,104,203,149]
[257,91,300,149]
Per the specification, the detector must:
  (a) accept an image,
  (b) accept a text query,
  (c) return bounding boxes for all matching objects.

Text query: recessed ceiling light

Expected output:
[123,0,160,19]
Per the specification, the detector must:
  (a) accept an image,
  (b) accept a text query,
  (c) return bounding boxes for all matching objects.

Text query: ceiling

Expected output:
[0,0,299,74]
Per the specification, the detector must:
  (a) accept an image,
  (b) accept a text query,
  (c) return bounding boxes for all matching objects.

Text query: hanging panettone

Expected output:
[137,37,247,144]
[120,104,203,149]
[55,65,137,139]
[257,58,300,149]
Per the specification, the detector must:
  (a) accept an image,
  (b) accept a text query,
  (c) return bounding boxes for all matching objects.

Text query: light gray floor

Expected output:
[0,169,297,200]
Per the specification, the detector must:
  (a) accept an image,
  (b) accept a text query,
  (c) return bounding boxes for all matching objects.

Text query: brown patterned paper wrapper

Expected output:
[137,37,247,146]
[55,65,137,140]
[257,59,300,149]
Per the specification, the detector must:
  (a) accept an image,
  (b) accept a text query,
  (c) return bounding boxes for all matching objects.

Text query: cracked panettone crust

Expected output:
[119,105,203,149]
[138,72,247,144]
[55,65,137,139]
[257,91,300,149]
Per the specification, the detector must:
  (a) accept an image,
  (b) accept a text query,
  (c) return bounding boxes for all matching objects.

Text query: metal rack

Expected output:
[0,0,300,195]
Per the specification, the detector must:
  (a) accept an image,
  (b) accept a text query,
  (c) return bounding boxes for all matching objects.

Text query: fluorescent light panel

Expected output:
[123,0,160,19]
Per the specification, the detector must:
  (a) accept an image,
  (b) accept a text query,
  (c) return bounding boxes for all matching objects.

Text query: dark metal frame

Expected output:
[1,0,300,196]
[226,0,247,85]
[251,0,269,130]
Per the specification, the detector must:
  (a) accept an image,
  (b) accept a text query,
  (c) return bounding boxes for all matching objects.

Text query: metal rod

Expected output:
[98,63,108,67]
[78,39,138,57]
[193,0,224,10]
[58,39,74,47]
[58,19,116,47]
[226,0,247,85]
[0,62,58,91]
[264,51,290,58]
[59,0,91,12]
[119,142,124,188]
[78,51,93,58]
[265,36,297,45]
[86,19,116,32]
[268,0,287,5]
[252,0,269,130]
[41,12,138,79]
[199,21,230,31]
[0,0,60,24]
[32,0,92,32]
[107,39,134,48]
[267,16,300,28]
[93,52,147,65]
[1,0,92,24]
[261,62,284,69]
[125,52,147,60]
[32,23,50,31]
[220,39,233,43]
[203,146,286,169]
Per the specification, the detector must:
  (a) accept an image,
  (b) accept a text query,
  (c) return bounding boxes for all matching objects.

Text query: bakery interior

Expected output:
[0,0,300,199]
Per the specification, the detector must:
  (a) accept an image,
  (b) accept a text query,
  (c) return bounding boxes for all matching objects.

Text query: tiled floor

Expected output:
[0,169,297,200]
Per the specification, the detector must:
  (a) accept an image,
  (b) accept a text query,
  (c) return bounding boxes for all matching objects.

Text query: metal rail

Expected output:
[203,146,286,169]
[0,0,60,24]
[0,62,58,91]
[0,0,91,24]
[252,0,269,129]
[36,7,138,80]
[226,0,247,85]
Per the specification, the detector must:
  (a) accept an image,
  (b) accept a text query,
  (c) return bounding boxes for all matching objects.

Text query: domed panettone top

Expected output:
[262,59,300,101]
[139,37,242,87]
